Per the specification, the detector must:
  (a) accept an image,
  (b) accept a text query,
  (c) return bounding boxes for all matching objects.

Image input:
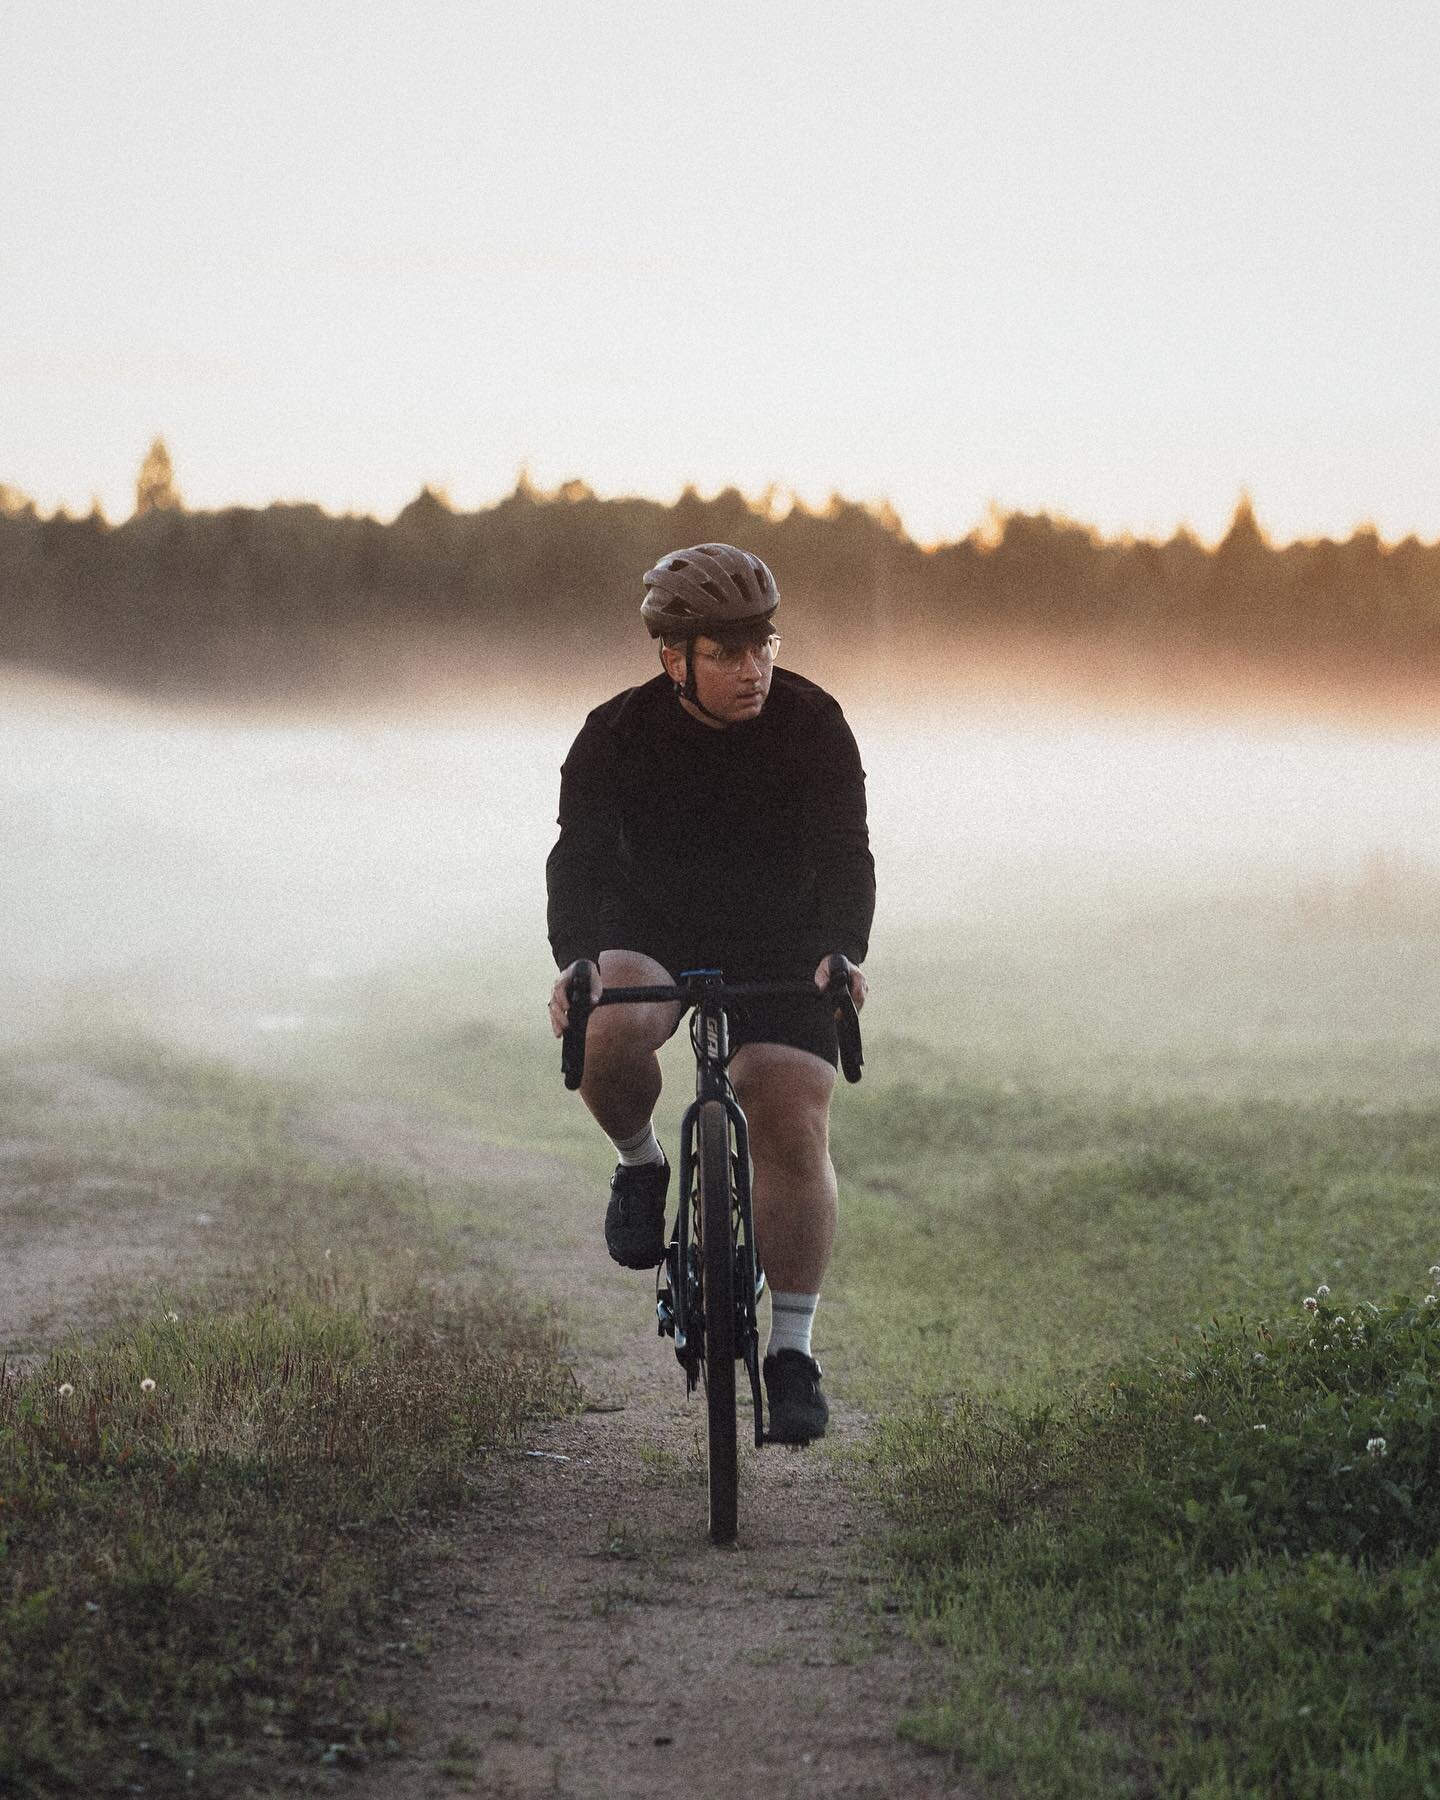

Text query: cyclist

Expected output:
[546,543,874,1444]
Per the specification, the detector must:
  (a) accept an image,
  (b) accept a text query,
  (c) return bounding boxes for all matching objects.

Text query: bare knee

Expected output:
[733,1052,835,1179]
[752,1107,830,1182]
[578,950,679,1114]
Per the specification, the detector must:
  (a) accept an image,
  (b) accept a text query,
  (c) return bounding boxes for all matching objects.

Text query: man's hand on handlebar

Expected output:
[549,958,602,1038]
[815,953,867,1011]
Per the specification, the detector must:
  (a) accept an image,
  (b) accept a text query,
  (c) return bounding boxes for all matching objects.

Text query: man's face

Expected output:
[667,632,776,725]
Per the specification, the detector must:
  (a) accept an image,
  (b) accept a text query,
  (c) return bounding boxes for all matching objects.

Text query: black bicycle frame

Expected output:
[662,972,764,1443]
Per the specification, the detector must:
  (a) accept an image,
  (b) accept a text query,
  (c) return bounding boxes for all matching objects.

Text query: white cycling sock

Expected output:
[611,1122,665,1169]
[767,1290,819,1360]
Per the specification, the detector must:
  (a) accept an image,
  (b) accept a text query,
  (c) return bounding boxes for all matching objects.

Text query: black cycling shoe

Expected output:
[763,1349,829,1444]
[604,1155,670,1269]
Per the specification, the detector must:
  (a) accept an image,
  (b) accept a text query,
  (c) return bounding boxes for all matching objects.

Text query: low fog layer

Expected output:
[4,669,1439,1058]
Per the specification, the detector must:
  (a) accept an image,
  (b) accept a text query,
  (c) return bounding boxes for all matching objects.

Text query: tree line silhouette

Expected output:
[2,443,1438,698]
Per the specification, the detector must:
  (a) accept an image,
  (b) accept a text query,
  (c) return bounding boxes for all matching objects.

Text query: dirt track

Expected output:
[298,1097,959,1800]
[3,1066,961,1798]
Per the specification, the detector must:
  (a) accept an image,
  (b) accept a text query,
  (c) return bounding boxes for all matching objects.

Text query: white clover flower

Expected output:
[58,1382,74,1398]
[1425,1295,1438,1310]
[1252,1352,1268,1366]
[1253,1424,1268,1432]
[1430,1265,1440,1282]
[140,1377,156,1393]
[1334,1316,1347,1327]
[166,1311,180,1323]
[1317,1284,1330,1298]
[1303,1296,1319,1313]
[1366,1436,1387,1458]
[1193,1413,1209,1425]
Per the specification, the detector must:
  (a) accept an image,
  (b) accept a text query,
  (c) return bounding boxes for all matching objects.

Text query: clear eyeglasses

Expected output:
[693,634,781,671]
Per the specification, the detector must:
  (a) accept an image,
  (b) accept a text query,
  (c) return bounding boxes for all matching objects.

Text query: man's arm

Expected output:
[545,716,623,970]
[811,711,875,967]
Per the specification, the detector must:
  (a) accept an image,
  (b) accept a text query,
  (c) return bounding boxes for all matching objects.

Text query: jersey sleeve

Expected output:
[545,713,623,969]
[811,709,875,964]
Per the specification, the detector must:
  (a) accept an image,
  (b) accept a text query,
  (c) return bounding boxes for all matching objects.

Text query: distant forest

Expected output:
[3,442,1439,699]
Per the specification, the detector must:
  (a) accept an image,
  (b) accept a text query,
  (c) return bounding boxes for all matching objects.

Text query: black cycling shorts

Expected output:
[596,904,838,1068]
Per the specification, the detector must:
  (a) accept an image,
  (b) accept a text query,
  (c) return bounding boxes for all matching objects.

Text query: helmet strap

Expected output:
[661,643,730,727]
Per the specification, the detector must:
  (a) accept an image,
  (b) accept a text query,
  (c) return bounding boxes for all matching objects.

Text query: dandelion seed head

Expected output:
[1317,1284,1330,1298]
[140,1377,156,1393]
[1367,1436,1387,1457]
[1252,1352,1267,1365]
[1253,1424,1267,1432]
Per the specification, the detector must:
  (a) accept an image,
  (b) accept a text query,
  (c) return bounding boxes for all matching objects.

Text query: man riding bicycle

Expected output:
[546,543,874,1443]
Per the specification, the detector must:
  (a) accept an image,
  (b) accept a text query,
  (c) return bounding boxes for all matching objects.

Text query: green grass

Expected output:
[829,1076,1440,1403]
[869,1279,1440,1797]
[821,1048,1440,1795]
[1,1275,574,1797]
[0,1035,578,1797]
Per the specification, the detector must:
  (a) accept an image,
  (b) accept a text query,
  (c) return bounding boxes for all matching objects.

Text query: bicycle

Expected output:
[559,955,863,1545]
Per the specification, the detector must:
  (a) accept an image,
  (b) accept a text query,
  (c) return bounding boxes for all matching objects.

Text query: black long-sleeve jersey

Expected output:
[546,669,875,972]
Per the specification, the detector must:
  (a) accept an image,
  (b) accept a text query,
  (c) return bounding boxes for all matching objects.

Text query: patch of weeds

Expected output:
[591,1520,656,1562]
[590,1576,660,1618]
[0,1274,577,1799]
[826,1610,885,1668]
[438,1732,480,1782]
[636,1440,692,1486]
[871,1266,1440,1796]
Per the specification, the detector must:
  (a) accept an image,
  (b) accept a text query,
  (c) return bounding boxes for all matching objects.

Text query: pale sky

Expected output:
[3,1,1438,547]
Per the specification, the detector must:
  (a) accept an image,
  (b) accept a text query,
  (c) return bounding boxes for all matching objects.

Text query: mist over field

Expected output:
[6,664,1440,1099]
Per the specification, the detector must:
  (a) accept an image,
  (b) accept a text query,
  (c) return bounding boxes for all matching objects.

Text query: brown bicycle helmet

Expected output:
[641,543,779,640]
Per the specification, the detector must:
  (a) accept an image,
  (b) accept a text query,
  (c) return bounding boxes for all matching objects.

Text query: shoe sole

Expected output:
[606,1247,666,1270]
[765,1414,828,1445]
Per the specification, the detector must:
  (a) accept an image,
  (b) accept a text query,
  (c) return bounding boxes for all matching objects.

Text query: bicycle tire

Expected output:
[698,1097,738,1544]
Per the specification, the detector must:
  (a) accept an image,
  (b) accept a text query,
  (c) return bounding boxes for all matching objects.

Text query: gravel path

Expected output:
[3,1062,962,1797]
[295,1100,962,1799]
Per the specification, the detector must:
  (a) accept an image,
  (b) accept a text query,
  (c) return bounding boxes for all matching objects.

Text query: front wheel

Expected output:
[698,1098,738,1544]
